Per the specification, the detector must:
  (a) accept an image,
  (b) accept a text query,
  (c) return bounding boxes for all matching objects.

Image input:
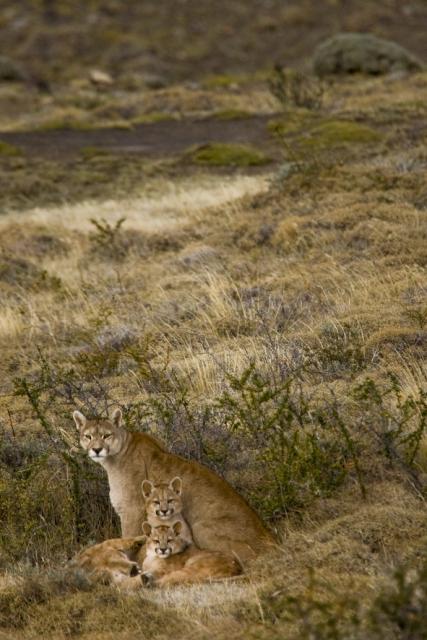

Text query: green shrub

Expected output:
[353,373,427,477]
[0,432,118,564]
[7,342,426,562]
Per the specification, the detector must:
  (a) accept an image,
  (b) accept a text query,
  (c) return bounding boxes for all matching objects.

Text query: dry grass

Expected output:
[0,70,427,640]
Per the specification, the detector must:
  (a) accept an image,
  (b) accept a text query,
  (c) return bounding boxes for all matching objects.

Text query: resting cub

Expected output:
[70,536,145,591]
[142,520,242,587]
[142,476,192,546]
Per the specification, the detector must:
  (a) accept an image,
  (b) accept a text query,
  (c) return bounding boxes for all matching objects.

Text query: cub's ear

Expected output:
[169,476,182,495]
[111,408,122,428]
[73,410,86,431]
[142,480,154,499]
[142,521,152,536]
[172,521,182,536]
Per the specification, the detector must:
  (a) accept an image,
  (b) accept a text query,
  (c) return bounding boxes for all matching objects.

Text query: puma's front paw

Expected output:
[141,571,154,587]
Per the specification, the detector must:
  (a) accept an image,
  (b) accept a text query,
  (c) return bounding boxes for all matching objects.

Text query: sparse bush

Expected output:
[89,216,128,260]
[0,428,118,564]
[353,373,427,485]
[403,305,427,330]
[6,339,426,564]
[3,353,122,563]
[216,364,355,517]
[257,555,427,639]
[369,558,427,639]
[88,216,183,261]
[269,66,324,110]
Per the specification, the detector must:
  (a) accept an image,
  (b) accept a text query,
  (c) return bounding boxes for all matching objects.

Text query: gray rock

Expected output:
[313,33,423,76]
[0,56,25,81]
[89,69,114,86]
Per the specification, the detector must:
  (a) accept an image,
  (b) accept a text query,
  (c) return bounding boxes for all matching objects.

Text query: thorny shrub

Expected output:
[1,336,425,563]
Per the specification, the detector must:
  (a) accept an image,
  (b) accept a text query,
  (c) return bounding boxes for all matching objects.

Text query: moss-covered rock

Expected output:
[300,120,382,148]
[131,111,177,125]
[313,33,424,76]
[210,109,253,120]
[185,143,270,166]
[268,109,318,137]
[0,141,21,157]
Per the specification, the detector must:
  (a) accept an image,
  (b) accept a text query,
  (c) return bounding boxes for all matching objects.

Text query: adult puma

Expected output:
[142,521,242,587]
[73,409,274,563]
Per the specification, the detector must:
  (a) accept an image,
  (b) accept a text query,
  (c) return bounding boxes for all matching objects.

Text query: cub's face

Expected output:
[142,521,186,558]
[73,409,124,463]
[73,538,145,581]
[142,477,183,520]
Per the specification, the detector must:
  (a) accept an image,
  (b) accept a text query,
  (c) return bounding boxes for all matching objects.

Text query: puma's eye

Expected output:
[153,539,159,544]
[84,434,92,440]
[167,499,174,504]
[154,501,160,506]
[103,434,112,440]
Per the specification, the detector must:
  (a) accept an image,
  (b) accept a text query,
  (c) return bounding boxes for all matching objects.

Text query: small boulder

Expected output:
[89,69,114,86]
[313,33,423,76]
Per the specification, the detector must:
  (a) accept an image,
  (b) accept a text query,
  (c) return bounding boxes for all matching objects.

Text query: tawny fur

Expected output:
[70,536,146,589]
[73,409,274,563]
[142,477,193,546]
[142,521,242,587]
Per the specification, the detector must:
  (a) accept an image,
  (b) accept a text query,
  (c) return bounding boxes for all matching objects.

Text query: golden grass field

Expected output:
[0,2,427,638]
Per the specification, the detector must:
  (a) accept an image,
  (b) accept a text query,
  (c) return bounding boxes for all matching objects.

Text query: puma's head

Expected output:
[73,408,126,463]
[142,521,186,558]
[142,477,183,521]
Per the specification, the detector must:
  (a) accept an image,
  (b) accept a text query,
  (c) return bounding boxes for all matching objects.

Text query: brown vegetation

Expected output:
[0,2,426,638]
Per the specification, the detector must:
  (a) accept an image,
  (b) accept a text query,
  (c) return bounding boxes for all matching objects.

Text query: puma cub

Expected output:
[71,536,145,591]
[142,521,242,587]
[142,476,192,546]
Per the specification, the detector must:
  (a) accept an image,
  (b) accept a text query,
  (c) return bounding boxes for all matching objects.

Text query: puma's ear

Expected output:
[173,521,182,536]
[142,480,154,499]
[169,476,182,495]
[111,408,122,428]
[73,410,86,431]
[142,521,152,536]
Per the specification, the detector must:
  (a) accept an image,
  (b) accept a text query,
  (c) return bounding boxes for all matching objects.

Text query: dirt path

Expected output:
[0,115,277,160]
